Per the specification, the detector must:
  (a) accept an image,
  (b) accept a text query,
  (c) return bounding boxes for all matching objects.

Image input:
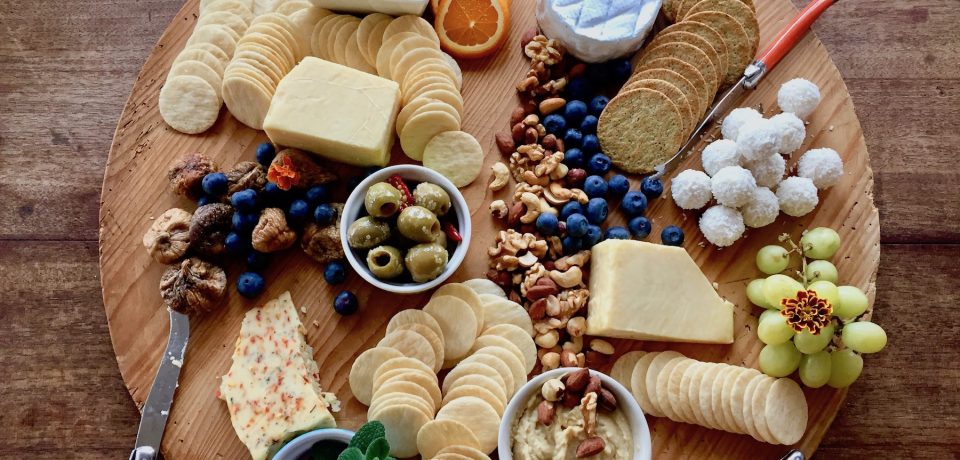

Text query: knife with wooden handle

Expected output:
[652,0,839,178]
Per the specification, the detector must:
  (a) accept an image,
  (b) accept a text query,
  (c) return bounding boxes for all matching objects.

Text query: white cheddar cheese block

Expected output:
[308,0,429,16]
[219,291,336,460]
[264,57,400,166]
[536,0,661,63]
[586,240,734,344]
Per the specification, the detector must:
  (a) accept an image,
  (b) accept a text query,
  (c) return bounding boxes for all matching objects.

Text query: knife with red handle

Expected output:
[652,0,838,178]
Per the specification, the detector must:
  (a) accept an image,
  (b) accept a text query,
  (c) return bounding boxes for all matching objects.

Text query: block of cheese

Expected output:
[536,0,661,63]
[264,57,400,167]
[308,0,429,16]
[586,240,734,344]
[220,291,337,460]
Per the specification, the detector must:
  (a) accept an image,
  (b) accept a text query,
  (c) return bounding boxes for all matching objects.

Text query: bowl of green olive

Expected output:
[340,165,471,294]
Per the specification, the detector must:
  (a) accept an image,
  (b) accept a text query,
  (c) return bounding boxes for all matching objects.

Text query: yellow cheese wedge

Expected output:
[586,240,734,344]
[263,57,400,167]
[219,291,336,460]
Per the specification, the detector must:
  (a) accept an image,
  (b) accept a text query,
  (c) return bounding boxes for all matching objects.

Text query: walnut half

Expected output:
[143,208,192,264]
[159,257,226,315]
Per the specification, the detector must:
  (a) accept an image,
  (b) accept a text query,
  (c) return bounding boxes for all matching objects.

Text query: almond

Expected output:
[536,400,556,426]
[510,106,526,124]
[520,27,539,49]
[565,368,590,393]
[561,391,581,408]
[495,132,515,155]
[525,284,558,301]
[528,298,547,320]
[507,201,525,227]
[598,388,618,412]
[585,375,602,395]
[511,122,525,144]
[576,436,605,458]
[541,133,558,150]
[560,350,579,367]
[524,126,539,144]
[539,97,566,115]
[584,350,611,367]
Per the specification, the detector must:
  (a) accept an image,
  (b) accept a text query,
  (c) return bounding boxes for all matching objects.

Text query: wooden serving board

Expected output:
[99,0,880,458]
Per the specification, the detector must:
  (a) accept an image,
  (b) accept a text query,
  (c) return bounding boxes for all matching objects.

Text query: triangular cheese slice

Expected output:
[586,240,734,344]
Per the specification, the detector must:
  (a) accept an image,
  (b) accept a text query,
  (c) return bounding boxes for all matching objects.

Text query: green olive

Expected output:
[413,182,452,216]
[396,206,441,243]
[364,182,403,218]
[366,245,404,279]
[404,243,449,283]
[347,216,391,249]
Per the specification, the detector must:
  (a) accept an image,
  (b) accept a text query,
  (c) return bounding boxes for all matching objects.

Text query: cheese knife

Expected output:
[652,0,839,178]
[128,310,190,460]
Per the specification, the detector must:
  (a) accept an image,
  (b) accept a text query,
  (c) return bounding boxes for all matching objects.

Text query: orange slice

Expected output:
[435,0,510,59]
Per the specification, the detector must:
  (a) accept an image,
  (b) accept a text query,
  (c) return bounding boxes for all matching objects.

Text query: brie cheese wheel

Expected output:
[536,0,662,63]
[308,0,429,16]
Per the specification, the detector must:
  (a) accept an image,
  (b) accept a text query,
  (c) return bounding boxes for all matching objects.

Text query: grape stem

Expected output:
[779,232,810,287]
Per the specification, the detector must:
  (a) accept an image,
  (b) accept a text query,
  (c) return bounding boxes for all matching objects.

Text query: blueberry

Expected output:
[661,225,685,246]
[314,203,336,225]
[581,134,600,154]
[610,59,632,81]
[589,96,610,116]
[583,225,603,247]
[246,251,269,271]
[225,232,249,255]
[535,212,559,236]
[231,189,259,213]
[628,216,653,239]
[333,290,359,315]
[607,174,629,198]
[201,172,228,196]
[255,142,276,166]
[587,153,612,175]
[197,195,215,206]
[640,177,664,199]
[262,182,289,206]
[560,201,584,221]
[566,77,591,101]
[287,199,310,224]
[621,191,648,217]
[562,148,585,168]
[232,212,259,232]
[586,64,607,85]
[604,226,630,240]
[236,272,265,298]
[305,185,330,205]
[585,198,608,224]
[543,114,567,135]
[324,260,348,285]
[564,100,588,125]
[563,128,583,149]
[583,175,608,198]
[561,235,582,255]
[566,213,589,238]
[580,115,598,134]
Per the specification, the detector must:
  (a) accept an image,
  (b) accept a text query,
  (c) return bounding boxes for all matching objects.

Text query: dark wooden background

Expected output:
[0,0,957,458]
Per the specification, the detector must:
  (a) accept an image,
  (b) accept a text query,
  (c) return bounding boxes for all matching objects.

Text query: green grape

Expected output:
[758,342,802,377]
[800,227,841,260]
[763,274,804,310]
[794,323,835,354]
[805,260,839,284]
[841,321,888,353]
[835,286,869,319]
[807,280,841,309]
[799,351,832,388]
[828,348,863,388]
[759,308,781,324]
[758,311,795,345]
[747,279,774,309]
[756,245,791,275]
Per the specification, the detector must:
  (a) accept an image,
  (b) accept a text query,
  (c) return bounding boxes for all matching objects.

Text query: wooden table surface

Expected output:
[0,0,956,458]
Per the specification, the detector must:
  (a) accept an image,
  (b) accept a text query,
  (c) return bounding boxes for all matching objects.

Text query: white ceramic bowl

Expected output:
[340,165,471,294]
[497,367,652,460]
[272,428,355,460]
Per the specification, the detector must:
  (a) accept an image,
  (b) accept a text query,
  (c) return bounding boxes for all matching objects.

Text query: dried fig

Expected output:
[143,208,192,264]
[252,208,296,253]
[301,203,344,264]
[268,149,337,190]
[159,257,226,315]
[188,203,233,257]
[168,152,217,199]
[225,161,266,196]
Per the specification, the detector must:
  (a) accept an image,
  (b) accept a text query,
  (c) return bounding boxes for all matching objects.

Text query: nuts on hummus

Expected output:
[511,369,633,459]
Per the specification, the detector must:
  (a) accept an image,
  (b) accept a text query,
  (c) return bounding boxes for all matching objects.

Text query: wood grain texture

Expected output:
[0,0,958,459]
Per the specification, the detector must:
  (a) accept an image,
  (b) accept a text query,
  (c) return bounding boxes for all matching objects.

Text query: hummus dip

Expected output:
[511,394,633,459]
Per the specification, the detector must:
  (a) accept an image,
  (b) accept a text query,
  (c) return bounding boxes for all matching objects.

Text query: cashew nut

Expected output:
[519,192,541,223]
[555,250,591,271]
[535,330,560,348]
[567,316,587,337]
[550,162,569,181]
[539,197,558,216]
[541,352,560,370]
[489,162,510,191]
[521,170,549,186]
[549,266,583,288]
[563,336,584,353]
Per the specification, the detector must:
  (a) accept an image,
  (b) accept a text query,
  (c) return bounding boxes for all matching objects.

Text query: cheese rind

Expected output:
[586,240,734,344]
[308,0,429,16]
[536,0,661,63]
[264,57,400,167]
[219,291,336,460]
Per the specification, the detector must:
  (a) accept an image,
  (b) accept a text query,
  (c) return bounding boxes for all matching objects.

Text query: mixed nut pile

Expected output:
[537,369,620,457]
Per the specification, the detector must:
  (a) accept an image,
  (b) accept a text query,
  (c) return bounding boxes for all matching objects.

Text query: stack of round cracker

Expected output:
[598,0,760,174]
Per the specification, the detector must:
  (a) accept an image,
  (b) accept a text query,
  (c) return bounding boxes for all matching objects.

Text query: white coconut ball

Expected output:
[701,139,741,176]
[776,176,819,217]
[797,147,844,189]
[736,118,783,162]
[743,153,786,188]
[740,187,780,228]
[778,78,821,119]
[671,169,713,210]
[770,112,806,154]
[721,107,763,140]
[711,165,756,208]
[699,205,746,247]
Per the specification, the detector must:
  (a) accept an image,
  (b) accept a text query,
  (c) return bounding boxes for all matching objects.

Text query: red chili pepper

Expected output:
[386,174,414,210]
[444,222,463,243]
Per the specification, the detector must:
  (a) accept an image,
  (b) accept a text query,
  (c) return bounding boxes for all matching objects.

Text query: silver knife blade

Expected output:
[131,309,190,458]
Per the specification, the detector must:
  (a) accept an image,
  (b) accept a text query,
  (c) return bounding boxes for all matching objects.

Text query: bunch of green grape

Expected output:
[745,227,888,388]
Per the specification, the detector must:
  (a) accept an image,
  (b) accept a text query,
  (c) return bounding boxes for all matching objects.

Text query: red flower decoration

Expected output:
[268,156,300,191]
[781,289,833,334]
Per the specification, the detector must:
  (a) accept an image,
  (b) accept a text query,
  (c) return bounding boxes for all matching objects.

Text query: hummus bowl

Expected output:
[498,367,652,460]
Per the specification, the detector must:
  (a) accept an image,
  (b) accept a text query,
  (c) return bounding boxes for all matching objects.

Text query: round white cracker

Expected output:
[697,363,726,430]
[400,108,460,161]
[370,403,431,458]
[436,445,491,460]
[349,346,405,405]
[441,383,506,416]
[681,361,710,426]
[387,308,446,343]
[436,396,500,454]
[433,283,485,336]
[611,350,647,390]
[374,375,441,411]
[368,392,434,422]
[478,296,533,337]
[374,356,436,382]
[462,278,506,298]
[472,346,526,397]
[382,14,439,44]
[445,373,508,406]
[356,13,392,66]
[458,353,515,395]
[169,60,223,99]
[764,377,808,445]
[378,329,438,370]
[389,322,445,372]
[423,295,478,361]
[478,324,536,375]
[159,75,222,134]
[417,418,482,459]
[748,374,778,443]
[441,362,505,394]
[629,351,661,417]
[643,351,684,418]
[663,357,695,422]
[187,24,239,56]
